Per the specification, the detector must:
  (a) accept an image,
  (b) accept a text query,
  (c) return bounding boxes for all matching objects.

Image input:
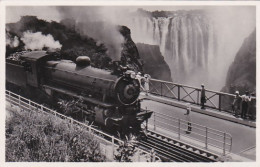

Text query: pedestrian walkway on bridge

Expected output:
[140,93,255,128]
[140,78,256,127]
[140,93,256,161]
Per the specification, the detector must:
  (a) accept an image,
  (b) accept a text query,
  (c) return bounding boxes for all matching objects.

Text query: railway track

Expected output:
[139,130,219,162]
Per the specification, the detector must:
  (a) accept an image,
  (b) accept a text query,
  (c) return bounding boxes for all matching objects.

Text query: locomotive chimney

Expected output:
[76,56,91,67]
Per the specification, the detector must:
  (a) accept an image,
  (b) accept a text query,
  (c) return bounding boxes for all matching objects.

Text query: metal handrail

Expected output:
[6,90,161,162]
[147,109,232,155]
[150,110,232,139]
[147,78,256,113]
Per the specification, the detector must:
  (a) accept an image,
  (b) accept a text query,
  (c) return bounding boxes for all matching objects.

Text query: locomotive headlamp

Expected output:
[125,70,136,79]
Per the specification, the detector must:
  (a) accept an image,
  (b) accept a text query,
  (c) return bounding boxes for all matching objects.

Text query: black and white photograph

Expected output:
[2,1,257,165]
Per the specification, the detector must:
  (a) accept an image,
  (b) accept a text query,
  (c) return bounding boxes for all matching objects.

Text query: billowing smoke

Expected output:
[6,33,19,48]
[21,31,62,50]
[57,7,124,61]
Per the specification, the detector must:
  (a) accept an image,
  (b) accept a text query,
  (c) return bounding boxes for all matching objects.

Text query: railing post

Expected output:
[8,91,11,101]
[29,100,31,110]
[146,107,148,131]
[230,136,233,152]
[178,85,180,101]
[137,149,140,162]
[219,94,222,111]
[178,119,180,140]
[197,90,200,104]
[223,132,226,155]
[18,95,21,107]
[41,105,43,112]
[205,127,208,149]
[112,136,114,157]
[153,112,156,131]
[160,82,163,96]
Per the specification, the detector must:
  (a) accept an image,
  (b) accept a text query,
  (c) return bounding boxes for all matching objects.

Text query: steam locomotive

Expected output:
[6,51,152,137]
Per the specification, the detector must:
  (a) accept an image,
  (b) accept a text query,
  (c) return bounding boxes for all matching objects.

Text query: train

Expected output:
[6,51,153,138]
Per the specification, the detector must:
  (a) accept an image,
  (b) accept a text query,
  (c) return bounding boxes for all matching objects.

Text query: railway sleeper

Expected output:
[145,137,208,162]
[147,131,219,160]
[149,142,204,161]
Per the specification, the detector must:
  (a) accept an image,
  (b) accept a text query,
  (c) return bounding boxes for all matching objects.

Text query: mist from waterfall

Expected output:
[125,14,216,89]
[118,7,255,90]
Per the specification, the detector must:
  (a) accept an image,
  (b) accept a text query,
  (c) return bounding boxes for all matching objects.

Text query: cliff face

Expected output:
[136,43,172,81]
[222,29,256,94]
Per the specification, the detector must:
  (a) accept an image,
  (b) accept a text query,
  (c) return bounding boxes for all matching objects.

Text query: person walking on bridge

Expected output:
[200,84,206,109]
[185,103,192,134]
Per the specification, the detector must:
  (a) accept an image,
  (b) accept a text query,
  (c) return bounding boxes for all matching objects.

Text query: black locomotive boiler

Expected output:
[6,51,152,137]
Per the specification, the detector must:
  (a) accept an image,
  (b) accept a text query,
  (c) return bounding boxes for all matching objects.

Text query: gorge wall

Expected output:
[222,29,256,95]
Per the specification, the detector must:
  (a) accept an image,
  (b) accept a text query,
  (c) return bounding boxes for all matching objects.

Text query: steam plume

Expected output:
[6,34,19,48]
[57,7,124,61]
[21,31,62,50]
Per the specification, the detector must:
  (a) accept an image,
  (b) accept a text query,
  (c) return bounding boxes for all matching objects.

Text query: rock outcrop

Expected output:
[221,29,256,119]
[136,43,172,81]
[222,29,256,95]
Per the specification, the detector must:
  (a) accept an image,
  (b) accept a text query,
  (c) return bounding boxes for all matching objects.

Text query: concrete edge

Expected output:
[141,95,256,128]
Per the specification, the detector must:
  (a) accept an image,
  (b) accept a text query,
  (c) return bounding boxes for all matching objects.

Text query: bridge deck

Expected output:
[141,93,255,127]
[140,93,256,161]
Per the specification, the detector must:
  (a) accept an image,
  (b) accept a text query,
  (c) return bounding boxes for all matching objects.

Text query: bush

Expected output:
[6,108,105,162]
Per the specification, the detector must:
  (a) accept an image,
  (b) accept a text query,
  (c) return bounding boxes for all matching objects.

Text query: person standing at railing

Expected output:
[232,91,241,117]
[144,74,151,96]
[136,72,145,91]
[200,84,206,109]
[248,93,256,120]
[241,91,251,119]
[184,103,192,134]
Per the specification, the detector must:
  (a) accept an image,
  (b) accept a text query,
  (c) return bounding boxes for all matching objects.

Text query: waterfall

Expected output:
[126,14,218,88]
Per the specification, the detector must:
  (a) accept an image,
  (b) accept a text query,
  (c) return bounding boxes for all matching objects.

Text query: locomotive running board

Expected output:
[42,85,114,108]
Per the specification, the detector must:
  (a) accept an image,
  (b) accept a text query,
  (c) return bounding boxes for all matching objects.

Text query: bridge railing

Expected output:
[147,109,232,155]
[5,90,161,162]
[148,78,256,114]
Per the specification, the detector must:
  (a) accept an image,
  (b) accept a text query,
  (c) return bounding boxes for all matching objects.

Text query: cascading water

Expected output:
[126,13,219,89]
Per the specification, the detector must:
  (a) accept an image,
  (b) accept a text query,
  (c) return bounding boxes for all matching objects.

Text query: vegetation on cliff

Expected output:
[6,106,105,162]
